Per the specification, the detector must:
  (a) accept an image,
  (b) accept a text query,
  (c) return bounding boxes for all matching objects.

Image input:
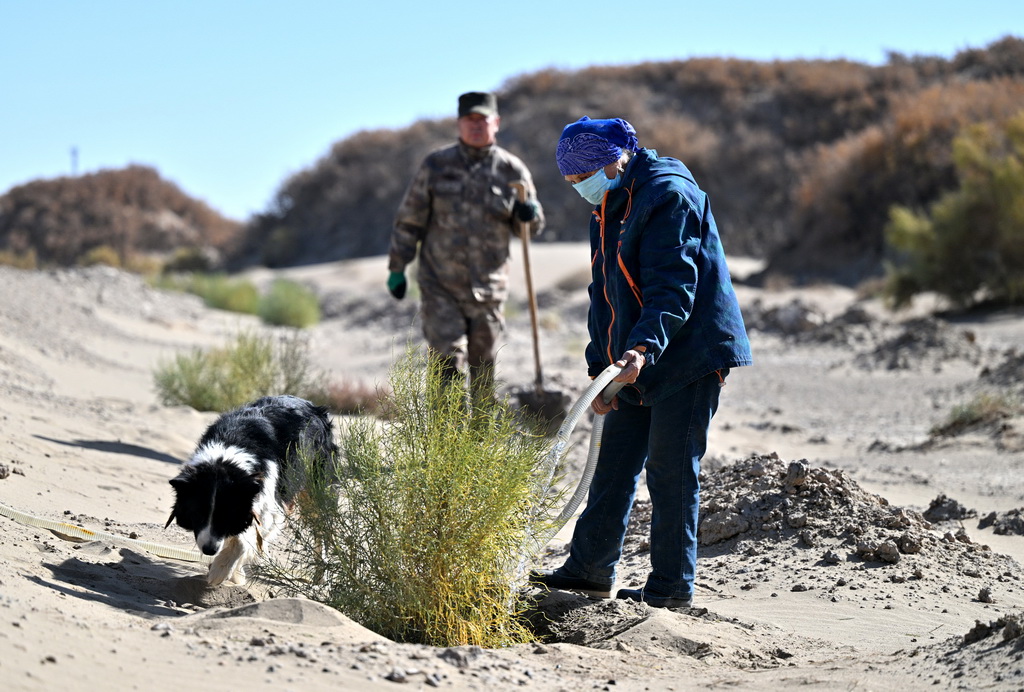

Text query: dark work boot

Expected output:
[616,588,692,609]
[529,568,612,599]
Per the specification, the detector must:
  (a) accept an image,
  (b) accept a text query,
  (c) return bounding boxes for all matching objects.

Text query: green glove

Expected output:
[387,271,407,300]
[512,199,538,222]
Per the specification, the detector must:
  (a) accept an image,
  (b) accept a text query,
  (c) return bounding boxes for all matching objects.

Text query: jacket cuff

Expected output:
[632,344,656,366]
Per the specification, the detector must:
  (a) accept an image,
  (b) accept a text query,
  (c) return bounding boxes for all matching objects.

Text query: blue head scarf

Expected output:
[555,116,641,176]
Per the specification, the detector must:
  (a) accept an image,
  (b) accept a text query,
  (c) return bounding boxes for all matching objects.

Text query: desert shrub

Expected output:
[163,247,217,273]
[257,279,321,328]
[153,330,329,412]
[316,378,386,416]
[0,165,240,267]
[931,392,1021,437]
[0,248,37,269]
[122,253,164,276]
[260,226,299,268]
[884,112,1024,308]
[155,273,260,314]
[259,349,560,647]
[194,274,260,313]
[78,244,122,268]
[77,246,161,275]
[775,79,1024,285]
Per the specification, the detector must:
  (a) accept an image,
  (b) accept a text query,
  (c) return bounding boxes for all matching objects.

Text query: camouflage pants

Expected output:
[420,286,504,400]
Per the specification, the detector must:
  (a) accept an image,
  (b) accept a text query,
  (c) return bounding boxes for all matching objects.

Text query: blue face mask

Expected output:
[573,170,621,205]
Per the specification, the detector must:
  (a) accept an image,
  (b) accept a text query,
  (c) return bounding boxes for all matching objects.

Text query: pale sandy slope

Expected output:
[1,247,1023,691]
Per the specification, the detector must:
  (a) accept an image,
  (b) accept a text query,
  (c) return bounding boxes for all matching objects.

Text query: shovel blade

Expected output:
[515,388,572,435]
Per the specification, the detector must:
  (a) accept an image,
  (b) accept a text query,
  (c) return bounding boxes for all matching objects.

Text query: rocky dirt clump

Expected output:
[854,316,982,372]
[695,453,924,553]
[979,509,1024,536]
[980,350,1024,391]
[923,494,978,523]
[903,612,1024,689]
[618,453,1022,606]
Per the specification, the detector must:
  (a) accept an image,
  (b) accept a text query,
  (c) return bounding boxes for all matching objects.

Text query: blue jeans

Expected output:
[562,369,726,600]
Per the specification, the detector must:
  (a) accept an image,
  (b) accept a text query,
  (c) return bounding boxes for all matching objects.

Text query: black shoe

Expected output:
[529,568,612,599]
[616,588,692,609]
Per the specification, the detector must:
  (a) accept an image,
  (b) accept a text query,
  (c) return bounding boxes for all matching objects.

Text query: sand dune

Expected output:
[2,249,1023,690]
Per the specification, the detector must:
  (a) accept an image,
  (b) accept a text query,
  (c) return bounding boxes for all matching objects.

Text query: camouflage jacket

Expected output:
[389,140,544,303]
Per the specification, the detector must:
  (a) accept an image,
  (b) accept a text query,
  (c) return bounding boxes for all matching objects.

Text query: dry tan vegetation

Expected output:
[3,37,1023,287]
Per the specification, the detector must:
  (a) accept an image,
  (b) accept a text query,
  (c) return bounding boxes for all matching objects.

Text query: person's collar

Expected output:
[603,151,646,213]
[458,139,495,161]
[613,150,644,190]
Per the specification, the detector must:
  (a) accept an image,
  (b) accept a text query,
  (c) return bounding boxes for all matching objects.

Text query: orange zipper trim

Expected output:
[617,247,643,306]
[596,191,616,365]
[616,181,642,304]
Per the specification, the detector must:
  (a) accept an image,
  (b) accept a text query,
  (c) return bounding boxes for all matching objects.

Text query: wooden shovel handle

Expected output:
[509,181,543,392]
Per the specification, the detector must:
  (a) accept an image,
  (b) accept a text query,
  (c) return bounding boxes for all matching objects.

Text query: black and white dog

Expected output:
[166,395,337,585]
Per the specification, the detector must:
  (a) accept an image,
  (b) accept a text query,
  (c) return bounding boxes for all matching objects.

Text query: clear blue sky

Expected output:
[2,0,1021,221]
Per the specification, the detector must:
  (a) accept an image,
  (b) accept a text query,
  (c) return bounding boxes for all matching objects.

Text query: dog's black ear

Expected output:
[169,473,189,491]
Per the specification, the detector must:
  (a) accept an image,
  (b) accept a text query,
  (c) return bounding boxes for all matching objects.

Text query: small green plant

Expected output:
[155,272,262,313]
[931,392,1021,438]
[257,278,321,328]
[153,330,328,412]
[194,274,260,313]
[260,348,560,647]
[153,273,259,314]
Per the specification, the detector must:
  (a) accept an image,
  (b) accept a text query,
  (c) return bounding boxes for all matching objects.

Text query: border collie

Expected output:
[166,395,337,585]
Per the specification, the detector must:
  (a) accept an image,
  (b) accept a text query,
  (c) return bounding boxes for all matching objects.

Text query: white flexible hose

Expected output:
[527,363,625,555]
[0,500,212,564]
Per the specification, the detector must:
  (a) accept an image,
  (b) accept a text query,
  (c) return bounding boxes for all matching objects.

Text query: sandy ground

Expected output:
[2,243,1024,690]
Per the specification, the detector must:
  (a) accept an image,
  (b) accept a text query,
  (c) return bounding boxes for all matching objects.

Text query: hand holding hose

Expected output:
[592,349,645,414]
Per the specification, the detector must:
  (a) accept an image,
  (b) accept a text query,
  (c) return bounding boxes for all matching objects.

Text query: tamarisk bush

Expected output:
[260,348,561,647]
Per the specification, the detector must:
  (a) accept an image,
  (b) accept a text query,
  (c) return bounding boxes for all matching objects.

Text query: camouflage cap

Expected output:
[458,92,498,118]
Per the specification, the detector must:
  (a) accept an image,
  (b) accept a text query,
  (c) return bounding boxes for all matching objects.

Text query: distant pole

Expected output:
[71,147,78,176]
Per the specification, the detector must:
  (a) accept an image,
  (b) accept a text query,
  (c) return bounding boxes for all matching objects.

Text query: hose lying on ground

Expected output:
[0,499,211,564]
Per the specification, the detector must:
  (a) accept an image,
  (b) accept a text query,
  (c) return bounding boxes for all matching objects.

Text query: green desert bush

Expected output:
[153,274,320,327]
[154,273,260,314]
[884,111,1024,308]
[192,274,260,313]
[153,330,328,412]
[257,278,321,328]
[259,349,560,647]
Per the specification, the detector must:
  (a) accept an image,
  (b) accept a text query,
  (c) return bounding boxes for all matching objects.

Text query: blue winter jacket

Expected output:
[585,148,752,405]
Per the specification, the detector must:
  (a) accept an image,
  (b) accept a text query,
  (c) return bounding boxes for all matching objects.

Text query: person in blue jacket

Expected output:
[531,116,752,608]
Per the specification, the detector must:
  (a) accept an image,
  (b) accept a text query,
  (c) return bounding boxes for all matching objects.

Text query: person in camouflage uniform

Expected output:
[387,91,544,402]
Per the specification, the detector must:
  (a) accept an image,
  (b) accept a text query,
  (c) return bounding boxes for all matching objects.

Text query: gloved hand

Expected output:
[512,199,538,223]
[387,271,407,300]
